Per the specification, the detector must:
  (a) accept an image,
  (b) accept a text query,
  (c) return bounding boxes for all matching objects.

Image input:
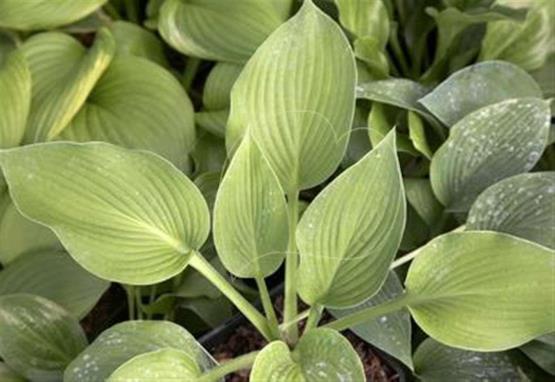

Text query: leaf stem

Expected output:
[135,287,144,320]
[284,189,300,344]
[182,57,201,92]
[279,309,310,332]
[124,285,135,320]
[197,351,260,382]
[123,0,139,23]
[255,276,281,339]
[323,293,412,332]
[189,252,274,341]
[304,305,323,333]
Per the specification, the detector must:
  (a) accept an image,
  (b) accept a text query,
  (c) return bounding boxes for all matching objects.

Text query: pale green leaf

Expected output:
[109,20,169,67]
[406,231,555,351]
[108,348,201,381]
[408,111,433,159]
[430,98,551,211]
[0,142,210,285]
[227,0,356,191]
[353,37,389,79]
[195,109,228,138]
[158,0,291,63]
[420,61,542,126]
[297,131,405,308]
[21,29,115,143]
[531,53,555,98]
[190,132,226,175]
[404,178,443,227]
[467,172,555,249]
[251,328,364,382]
[0,249,109,319]
[414,338,525,381]
[65,321,215,382]
[520,334,555,375]
[329,272,413,369]
[0,198,61,265]
[335,0,389,46]
[203,62,243,110]
[0,49,30,148]
[0,294,87,381]
[357,79,429,114]
[194,171,221,216]
[0,0,107,30]
[213,135,288,278]
[0,363,24,382]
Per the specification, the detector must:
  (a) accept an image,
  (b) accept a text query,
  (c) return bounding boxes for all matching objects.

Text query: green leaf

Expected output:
[467,172,555,249]
[214,135,288,278]
[0,49,30,149]
[329,272,413,369]
[405,231,555,351]
[357,79,429,114]
[21,29,115,144]
[430,98,551,211]
[414,338,525,381]
[0,198,61,265]
[190,132,227,175]
[0,363,25,382]
[0,0,107,30]
[342,107,372,167]
[335,0,389,46]
[408,111,433,159]
[420,61,542,126]
[404,178,443,227]
[0,249,109,319]
[251,328,364,381]
[0,294,87,381]
[194,171,222,217]
[195,109,228,138]
[0,142,210,285]
[109,20,169,67]
[108,348,201,381]
[531,53,555,98]
[353,37,389,79]
[297,131,405,308]
[65,321,215,382]
[158,0,291,63]
[227,0,356,191]
[203,62,243,110]
[520,334,555,375]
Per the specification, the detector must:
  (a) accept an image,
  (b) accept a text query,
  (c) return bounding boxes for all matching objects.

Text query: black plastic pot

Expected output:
[199,285,407,382]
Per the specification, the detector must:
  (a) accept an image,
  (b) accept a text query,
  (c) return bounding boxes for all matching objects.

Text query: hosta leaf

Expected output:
[0,49,30,148]
[0,198,60,265]
[467,172,555,249]
[520,334,555,375]
[203,62,243,110]
[531,53,555,98]
[408,111,433,159]
[108,348,201,381]
[109,21,168,67]
[414,338,524,381]
[190,132,227,175]
[195,109,228,138]
[214,135,287,278]
[0,249,109,319]
[335,0,389,47]
[404,178,443,227]
[329,272,413,369]
[357,79,429,114]
[194,171,221,216]
[0,142,210,285]
[419,61,542,126]
[405,231,555,351]
[21,29,115,143]
[0,0,107,30]
[227,0,356,191]
[65,321,215,382]
[297,131,405,308]
[251,328,364,381]
[158,0,291,63]
[0,363,24,382]
[0,294,87,381]
[430,98,551,211]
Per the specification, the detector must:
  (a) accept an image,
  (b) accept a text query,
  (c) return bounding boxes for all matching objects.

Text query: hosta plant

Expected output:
[0,0,553,381]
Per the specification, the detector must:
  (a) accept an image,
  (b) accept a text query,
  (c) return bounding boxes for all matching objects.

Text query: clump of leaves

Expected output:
[0,0,553,381]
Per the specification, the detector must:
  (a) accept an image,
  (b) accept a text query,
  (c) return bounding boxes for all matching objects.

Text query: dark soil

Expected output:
[81,284,127,341]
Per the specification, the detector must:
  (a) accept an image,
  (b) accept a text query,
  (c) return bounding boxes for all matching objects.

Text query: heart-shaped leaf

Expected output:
[329,272,413,369]
[203,62,243,110]
[214,135,288,278]
[109,21,169,67]
[467,172,555,249]
[108,348,201,381]
[21,29,115,144]
[0,142,210,285]
[520,334,555,375]
[0,198,60,265]
[0,249,109,319]
[0,294,87,381]
[65,320,215,382]
[297,131,405,308]
[0,0,107,30]
[0,49,30,148]
[405,231,554,351]
[414,338,525,381]
[419,61,542,126]
[227,0,356,191]
[251,328,364,381]
[158,0,291,63]
[430,98,551,211]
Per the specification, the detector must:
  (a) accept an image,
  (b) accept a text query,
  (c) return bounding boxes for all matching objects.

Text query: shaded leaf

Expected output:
[195,109,228,138]
[0,363,24,382]
[109,20,168,66]
[203,62,243,110]
[406,231,554,351]
[408,111,433,159]
[297,131,405,308]
[520,334,555,375]
[0,142,210,285]
[404,178,443,227]
[194,171,221,216]
[357,79,429,113]
[190,132,227,175]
